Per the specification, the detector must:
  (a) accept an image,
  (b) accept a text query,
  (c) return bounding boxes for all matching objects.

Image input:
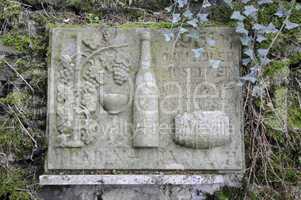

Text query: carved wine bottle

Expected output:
[133,31,159,147]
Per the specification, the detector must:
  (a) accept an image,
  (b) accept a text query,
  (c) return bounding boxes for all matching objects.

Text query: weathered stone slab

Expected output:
[39,174,241,186]
[46,26,244,171]
[39,184,232,200]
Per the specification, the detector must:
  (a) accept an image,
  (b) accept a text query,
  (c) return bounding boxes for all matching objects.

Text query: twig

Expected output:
[9,0,32,8]
[266,0,296,53]
[2,59,34,92]
[40,2,51,18]
[243,82,251,111]
[7,105,38,149]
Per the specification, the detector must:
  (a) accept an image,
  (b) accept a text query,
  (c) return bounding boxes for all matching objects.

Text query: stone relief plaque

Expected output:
[46,26,244,171]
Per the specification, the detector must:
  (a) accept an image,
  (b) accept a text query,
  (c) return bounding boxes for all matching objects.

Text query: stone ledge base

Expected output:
[40,174,241,186]
[39,175,242,200]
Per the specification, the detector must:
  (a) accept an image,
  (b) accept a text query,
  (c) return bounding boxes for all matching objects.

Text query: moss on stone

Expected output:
[288,104,301,129]
[118,22,173,29]
[0,0,21,28]
[258,2,281,26]
[289,52,301,65]
[47,23,105,29]
[0,168,30,200]
[48,21,234,31]
[264,87,287,132]
[0,91,28,106]
[0,34,31,53]
[263,60,290,78]
[0,33,47,57]
[86,13,101,24]
[0,130,32,158]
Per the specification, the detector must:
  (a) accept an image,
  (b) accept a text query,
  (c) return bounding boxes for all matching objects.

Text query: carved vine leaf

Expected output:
[80,119,98,145]
[59,55,75,85]
[82,40,98,52]
[81,39,131,86]
[56,54,76,139]
[82,58,105,86]
[56,39,131,147]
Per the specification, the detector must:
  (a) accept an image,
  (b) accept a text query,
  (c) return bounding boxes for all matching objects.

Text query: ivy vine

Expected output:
[164,0,300,96]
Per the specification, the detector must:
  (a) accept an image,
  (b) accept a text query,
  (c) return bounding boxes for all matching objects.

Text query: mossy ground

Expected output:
[0,0,300,200]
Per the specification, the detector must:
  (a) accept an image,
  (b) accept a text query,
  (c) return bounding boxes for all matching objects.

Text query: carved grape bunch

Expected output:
[112,62,130,85]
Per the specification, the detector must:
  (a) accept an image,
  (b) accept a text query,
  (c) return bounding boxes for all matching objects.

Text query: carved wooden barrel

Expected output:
[174,111,231,149]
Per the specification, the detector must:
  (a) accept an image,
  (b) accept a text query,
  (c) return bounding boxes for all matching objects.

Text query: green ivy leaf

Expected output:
[192,48,205,58]
[231,11,245,21]
[187,18,198,27]
[172,13,181,23]
[183,9,193,19]
[284,20,299,30]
